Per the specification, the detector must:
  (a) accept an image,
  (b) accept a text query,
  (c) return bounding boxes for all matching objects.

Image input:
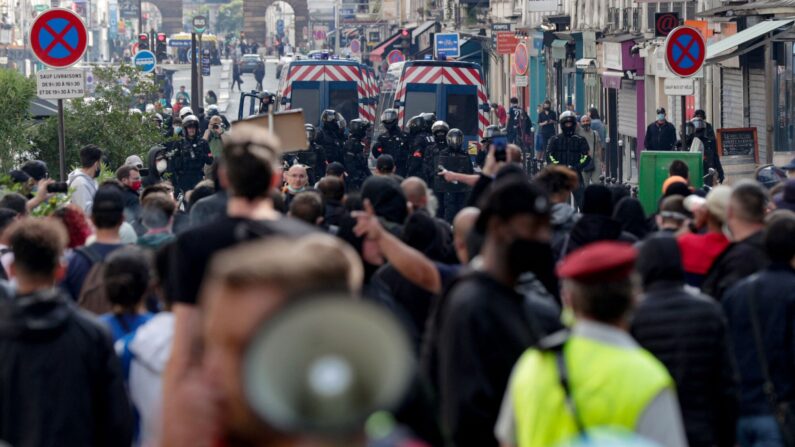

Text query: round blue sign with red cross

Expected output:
[664,26,705,78]
[29,8,87,68]
[387,50,405,64]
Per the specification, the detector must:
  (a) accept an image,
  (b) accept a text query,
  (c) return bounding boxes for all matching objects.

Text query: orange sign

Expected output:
[496,32,519,55]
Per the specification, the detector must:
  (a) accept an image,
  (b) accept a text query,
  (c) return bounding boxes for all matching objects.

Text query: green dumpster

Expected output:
[638,151,703,215]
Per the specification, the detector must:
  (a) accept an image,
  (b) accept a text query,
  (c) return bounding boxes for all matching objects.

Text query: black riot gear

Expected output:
[435,127,474,222]
[305,123,316,142]
[373,110,408,176]
[349,118,370,139]
[546,111,589,208]
[343,121,372,191]
[432,121,450,144]
[420,113,437,131]
[165,116,214,194]
[316,109,345,165]
[407,114,437,182]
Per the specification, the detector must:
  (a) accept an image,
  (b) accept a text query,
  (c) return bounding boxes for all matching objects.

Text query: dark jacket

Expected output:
[0,288,133,446]
[644,121,677,151]
[121,185,141,224]
[702,231,769,301]
[168,137,213,194]
[546,133,589,170]
[560,214,637,257]
[143,145,165,188]
[421,272,562,447]
[722,265,795,417]
[372,128,409,177]
[631,238,737,447]
[506,105,531,145]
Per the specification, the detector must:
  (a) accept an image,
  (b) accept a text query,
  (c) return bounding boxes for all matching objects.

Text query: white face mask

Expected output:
[156,159,168,174]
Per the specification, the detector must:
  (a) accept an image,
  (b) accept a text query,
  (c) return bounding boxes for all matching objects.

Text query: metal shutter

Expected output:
[618,79,637,138]
[721,68,744,129]
[749,68,766,156]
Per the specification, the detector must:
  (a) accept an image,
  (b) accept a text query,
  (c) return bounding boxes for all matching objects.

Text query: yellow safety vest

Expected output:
[510,335,673,447]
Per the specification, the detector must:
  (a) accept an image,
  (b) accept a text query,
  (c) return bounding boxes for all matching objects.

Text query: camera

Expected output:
[46,182,69,193]
[493,136,508,162]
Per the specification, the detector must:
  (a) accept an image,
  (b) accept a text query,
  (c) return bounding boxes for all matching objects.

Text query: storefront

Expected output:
[528,30,548,113]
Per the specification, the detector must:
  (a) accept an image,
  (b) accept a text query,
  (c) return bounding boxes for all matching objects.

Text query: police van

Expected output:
[277,59,378,127]
[376,60,490,150]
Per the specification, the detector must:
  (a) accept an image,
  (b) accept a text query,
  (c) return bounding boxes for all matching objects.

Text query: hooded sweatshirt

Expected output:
[123,312,174,447]
[68,169,97,214]
[0,287,132,446]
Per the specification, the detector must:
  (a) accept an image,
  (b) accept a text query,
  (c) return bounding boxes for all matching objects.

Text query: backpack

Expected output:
[76,245,112,314]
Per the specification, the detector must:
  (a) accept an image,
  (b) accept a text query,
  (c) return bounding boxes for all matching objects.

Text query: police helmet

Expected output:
[481,125,501,143]
[152,113,163,125]
[182,114,200,129]
[207,105,220,116]
[163,107,173,117]
[407,115,424,135]
[447,128,464,150]
[349,119,371,138]
[305,123,316,141]
[145,103,156,114]
[755,164,788,189]
[559,111,578,135]
[321,109,337,123]
[381,108,398,126]
[420,112,437,131]
[179,107,194,119]
[432,120,450,137]
[129,108,142,116]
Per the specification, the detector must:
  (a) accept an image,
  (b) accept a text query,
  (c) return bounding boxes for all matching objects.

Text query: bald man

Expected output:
[401,177,430,213]
[283,164,309,209]
[453,207,481,264]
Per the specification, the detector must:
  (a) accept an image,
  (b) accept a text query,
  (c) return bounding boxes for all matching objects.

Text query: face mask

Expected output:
[156,159,168,174]
[287,185,306,194]
[94,165,101,178]
[506,239,558,293]
[131,180,142,191]
[582,124,591,131]
[562,124,576,137]
[657,114,665,121]
[544,105,550,110]
[174,126,182,135]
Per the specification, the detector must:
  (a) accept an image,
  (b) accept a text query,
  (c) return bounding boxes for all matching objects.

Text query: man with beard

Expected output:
[421,178,562,447]
[372,109,409,177]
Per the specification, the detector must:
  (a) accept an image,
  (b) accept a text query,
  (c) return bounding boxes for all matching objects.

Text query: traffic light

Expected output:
[156,32,167,60]
[397,28,410,51]
[138,33,149,51]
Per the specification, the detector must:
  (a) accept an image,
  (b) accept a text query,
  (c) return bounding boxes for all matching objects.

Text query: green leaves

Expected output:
[0,69,36,172]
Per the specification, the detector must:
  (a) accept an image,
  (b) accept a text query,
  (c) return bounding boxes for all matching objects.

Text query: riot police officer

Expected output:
[372,108,408,177]
[166,114,213,195]
[546,110,590,207]
[436,128,474,222]
[343,118,372,191]
[428,120,450,184]
[316,109,345,165]
[406,115,435,181]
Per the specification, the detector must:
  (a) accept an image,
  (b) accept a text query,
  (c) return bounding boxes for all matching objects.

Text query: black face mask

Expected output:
[94,164,101,178]
[562,124,576,137]
[507,238,552,276]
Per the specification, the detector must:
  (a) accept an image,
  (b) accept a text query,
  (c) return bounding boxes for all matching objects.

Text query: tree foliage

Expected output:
[28,64,167,176]
[217,0,244,36]
[0,69,36,172]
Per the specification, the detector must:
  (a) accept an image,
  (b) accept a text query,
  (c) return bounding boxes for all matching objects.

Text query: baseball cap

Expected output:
[92,185,125,214]
[475,178,550,233]
[705,185,732,222]
[125,155,144,170]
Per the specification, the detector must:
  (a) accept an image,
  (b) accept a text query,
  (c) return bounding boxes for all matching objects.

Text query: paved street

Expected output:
[171,60,258,121]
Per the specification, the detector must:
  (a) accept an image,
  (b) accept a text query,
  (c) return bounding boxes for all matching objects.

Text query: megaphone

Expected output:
[242,296,415,436]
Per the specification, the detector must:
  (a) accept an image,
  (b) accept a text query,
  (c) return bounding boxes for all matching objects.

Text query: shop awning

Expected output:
[706,19,795,61]
[369,34,401,59]
[551,39,568,60]
[412,21,437,39]
[602,71,624,89]
[575,58,596,70]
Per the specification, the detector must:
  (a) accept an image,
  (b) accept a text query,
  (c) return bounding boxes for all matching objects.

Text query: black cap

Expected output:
[8,170,30,184]
[21,160,48,181]
[475,178,550,233]
[656,107,666,115]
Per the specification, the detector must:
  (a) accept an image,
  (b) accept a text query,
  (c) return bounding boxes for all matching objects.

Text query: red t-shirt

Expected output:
[677,232,731,275]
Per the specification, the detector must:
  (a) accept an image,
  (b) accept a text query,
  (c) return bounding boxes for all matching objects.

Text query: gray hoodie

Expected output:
[68,169,97,214]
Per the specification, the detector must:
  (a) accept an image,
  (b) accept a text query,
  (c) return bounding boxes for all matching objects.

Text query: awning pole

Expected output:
[765,37,775,163]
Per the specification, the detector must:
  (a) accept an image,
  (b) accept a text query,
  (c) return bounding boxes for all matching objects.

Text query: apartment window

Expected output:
[686,0,696,20]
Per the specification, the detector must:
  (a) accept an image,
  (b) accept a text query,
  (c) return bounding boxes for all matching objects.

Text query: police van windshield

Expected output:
[329,85,358,123]
[446,93,478,136]
[292,88,321,125]
[404,90,436,126]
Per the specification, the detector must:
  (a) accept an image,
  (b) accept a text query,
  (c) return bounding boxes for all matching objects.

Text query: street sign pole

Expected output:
[191,32,198,112]
[198,33,203,109]
[57,99,66,181]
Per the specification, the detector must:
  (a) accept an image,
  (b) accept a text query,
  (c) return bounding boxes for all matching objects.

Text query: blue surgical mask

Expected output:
[657,113,665,121]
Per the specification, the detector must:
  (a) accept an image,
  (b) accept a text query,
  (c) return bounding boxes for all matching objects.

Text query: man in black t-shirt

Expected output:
[537,99,557,161]
[421,178,562,447]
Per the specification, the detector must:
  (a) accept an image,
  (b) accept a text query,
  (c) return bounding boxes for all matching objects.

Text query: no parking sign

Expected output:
[29,8,87,68]
[664,26,705,78]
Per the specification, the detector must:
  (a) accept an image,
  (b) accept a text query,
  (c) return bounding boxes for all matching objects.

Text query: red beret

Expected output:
[557,241,637,284]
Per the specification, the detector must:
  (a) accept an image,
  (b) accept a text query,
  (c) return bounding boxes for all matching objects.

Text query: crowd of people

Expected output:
[0,97,794,447]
